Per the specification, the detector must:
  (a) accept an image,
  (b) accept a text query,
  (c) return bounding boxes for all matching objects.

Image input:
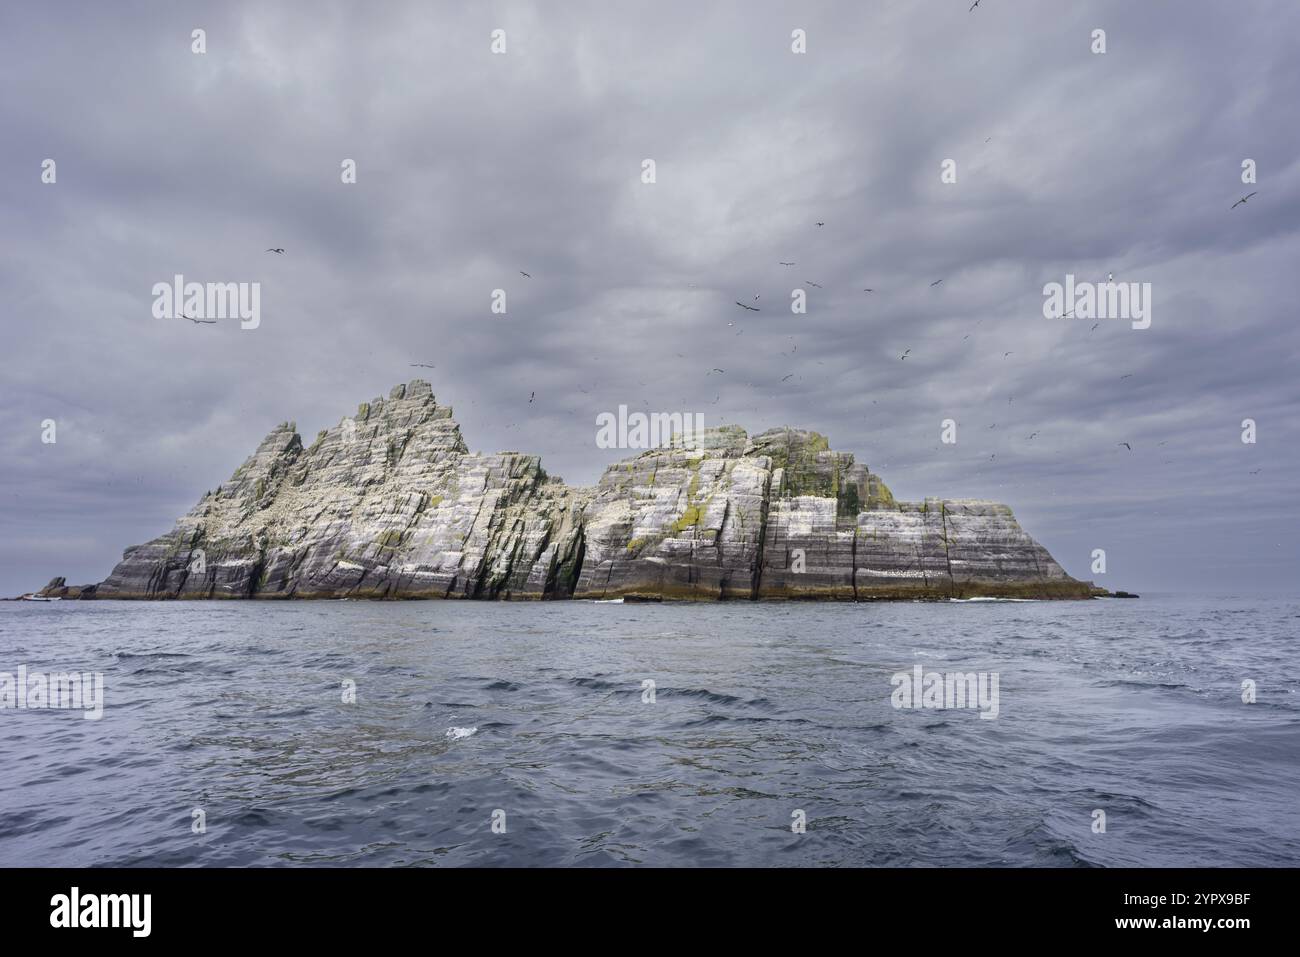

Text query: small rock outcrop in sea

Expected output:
[33,577,97,600]
[84,381,1102,601]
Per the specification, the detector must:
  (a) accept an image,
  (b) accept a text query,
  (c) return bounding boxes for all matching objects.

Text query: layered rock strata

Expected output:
[85,381,1099,601]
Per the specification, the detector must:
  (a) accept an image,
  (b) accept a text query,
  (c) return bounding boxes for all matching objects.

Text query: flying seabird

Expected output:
[520,271,532,278]
[266,248,285,254]
[1118,442,1132,451]
[734,301,761,312]
[806,280,823,288]
[930,279,943,287]
[1230,191,1258,210]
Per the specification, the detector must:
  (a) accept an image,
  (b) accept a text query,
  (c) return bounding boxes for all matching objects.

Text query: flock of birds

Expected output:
[175,172,1264,476]
[432,192,1260,471]
[492,230,1178,467]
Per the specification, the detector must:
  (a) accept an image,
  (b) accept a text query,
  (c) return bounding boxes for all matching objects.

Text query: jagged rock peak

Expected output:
[88,381,1102,602]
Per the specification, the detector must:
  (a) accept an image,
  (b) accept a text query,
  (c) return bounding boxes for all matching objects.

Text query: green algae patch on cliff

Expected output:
[669,504,704,535]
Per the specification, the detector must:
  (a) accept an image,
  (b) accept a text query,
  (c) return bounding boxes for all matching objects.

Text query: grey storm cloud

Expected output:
[1,0,1298,596]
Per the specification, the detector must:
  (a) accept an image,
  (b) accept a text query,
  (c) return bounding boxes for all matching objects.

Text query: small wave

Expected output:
[445,726,477,740]
[1099,678,1190,691]
[665,687,743,706]
[568,676,622,691]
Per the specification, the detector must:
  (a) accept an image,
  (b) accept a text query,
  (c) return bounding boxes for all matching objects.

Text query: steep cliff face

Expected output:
[92,380,1100,601]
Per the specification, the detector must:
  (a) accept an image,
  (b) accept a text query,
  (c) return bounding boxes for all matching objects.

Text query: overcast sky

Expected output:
[2,0,1298,597]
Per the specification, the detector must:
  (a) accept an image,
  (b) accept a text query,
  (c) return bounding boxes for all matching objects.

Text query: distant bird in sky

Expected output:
[805,280,823,289]
[1003,352,1013,358]
[520,271,532,278]
[1118,442,1132,451]
[779,261,796,266]
[182,313,215,324]
[863,288,874,293]
[1231,191,1258,210]
[734,301,760,312]
[1090,322,1100,331]
[410,363,436,369]
[781,374,794,382]
[1027,432,1039,440]
[1249,468,1261,474]
[900,349,911,360]
[266,248,285,254]
[969,0,981,11]
[528,392,535,403]
[1120,374,1133,379]
[930,279,943,287]
[711,368,725,374]
[815,222,825,227]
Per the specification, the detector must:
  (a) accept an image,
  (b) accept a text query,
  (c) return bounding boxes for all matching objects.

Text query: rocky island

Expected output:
[45,380,1103,601]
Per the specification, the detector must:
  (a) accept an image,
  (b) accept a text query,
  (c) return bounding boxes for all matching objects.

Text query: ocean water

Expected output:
[0,596,1296,867]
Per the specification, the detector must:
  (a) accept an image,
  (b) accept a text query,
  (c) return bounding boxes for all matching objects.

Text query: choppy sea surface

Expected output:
[0,595,1296,867]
